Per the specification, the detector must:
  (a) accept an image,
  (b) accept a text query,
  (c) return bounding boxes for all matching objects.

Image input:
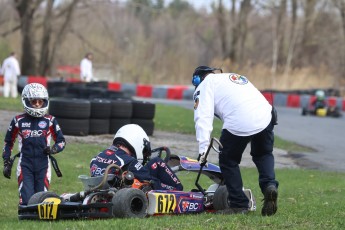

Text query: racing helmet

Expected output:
[113,124,151,164]
[21,83,49,117]
[315,90,325,100]
[192,66,223,87]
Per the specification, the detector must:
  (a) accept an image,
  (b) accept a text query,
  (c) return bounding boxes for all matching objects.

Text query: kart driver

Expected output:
[2,83,66,205]
[311,90,327,112]
[90,124,183,191]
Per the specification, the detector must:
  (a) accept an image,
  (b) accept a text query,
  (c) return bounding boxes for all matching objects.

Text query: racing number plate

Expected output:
[37,197,61,220]
[155,193,177,214]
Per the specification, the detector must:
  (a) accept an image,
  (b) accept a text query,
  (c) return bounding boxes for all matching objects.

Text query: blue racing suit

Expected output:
[90,145,183,191]
[2,113,66,205]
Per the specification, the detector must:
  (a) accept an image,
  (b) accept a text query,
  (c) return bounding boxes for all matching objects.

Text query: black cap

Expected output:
[193,66,223,77]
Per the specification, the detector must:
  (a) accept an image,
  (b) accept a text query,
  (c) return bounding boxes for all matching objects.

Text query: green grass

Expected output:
[0,98,344,229]
[0,135,344,229]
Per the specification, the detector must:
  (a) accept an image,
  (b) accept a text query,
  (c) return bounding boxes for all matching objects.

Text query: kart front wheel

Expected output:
[112,188,148,218]
[213,185,230,210]
[28,191,60,205]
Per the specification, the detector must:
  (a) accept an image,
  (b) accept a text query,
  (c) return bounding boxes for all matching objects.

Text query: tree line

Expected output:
[0,0,344,91]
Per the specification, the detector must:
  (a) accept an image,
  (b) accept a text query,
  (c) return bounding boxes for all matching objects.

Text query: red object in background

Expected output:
[327,97,337,107]
[57,66,80,74]
[108,82,121,91]
[287,94,301,107]
[261,92,274,105]
[27,76,47,87]
[136,84,153,98]
[167,86,188,100]
[0,76,3,86]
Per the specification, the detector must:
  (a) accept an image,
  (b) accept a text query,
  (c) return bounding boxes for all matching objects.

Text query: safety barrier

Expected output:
[12,75,345,111]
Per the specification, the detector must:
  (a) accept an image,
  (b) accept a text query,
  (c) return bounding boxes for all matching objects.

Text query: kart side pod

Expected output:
[146,190,205,215]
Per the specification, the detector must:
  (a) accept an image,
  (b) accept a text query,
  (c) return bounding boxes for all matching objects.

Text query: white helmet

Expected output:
[315,90,325,100]
[21,83,49,117]
[113,124,151,163]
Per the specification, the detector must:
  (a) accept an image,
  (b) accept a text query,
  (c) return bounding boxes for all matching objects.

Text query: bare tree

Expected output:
[271,0,287,76]
[237,0,251,66]
[228,0,239,62]
[38,0,54,76]
[14,0,44,75]
[217,0,227,59]
[42,0,80,76]
[333,0,345,80]
[284,0,298,76]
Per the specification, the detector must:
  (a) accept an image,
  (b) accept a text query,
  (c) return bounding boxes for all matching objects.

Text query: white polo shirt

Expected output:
[193,73,272,153]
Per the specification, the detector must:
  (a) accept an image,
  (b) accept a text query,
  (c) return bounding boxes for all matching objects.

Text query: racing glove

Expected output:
[3,159,12,179]
[197,152,207,167]
[43,146,58,155]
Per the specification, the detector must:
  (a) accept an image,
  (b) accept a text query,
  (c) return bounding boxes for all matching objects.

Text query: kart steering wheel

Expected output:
[150,146,171,163]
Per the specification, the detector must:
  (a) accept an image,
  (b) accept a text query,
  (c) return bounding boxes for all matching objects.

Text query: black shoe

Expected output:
[216,207,249,215]
[261,185,278,216]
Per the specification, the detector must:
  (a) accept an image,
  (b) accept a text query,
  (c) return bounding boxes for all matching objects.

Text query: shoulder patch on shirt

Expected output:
[193,90,200,110]
[229,74,248,85]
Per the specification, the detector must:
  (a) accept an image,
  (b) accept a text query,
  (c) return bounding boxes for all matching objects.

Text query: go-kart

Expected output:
[301,105,342,118]
[18,138,256,220]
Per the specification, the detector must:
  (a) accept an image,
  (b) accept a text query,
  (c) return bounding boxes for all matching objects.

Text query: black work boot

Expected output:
[261,185,278,216]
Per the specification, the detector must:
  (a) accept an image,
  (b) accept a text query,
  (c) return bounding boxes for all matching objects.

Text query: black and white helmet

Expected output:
[113,124,151,164]
[21,83,49,117]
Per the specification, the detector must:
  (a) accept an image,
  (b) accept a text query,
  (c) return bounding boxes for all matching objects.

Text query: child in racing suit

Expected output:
[2,83,66,205]
[90,124,183,191]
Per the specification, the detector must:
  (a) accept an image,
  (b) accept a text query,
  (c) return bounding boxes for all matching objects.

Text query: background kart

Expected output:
[301,105,342,118]
[18,138,256,220]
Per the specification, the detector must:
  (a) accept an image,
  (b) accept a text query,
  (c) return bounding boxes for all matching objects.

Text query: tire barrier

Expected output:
[131,118,154,136]
[89,118,110,135]
[16,76,344,110]
[132,100,155,119]
[49,97,155,136]
[57,118,89,136]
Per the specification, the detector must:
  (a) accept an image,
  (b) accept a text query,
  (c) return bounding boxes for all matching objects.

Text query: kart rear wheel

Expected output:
[213,185,230,210]
[28,191,61,205]
[112,188,148,218]
[301,108,307,116]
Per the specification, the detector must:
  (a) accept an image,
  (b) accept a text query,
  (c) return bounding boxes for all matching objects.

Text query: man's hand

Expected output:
[197,152,207,167]
[3,159,12,179]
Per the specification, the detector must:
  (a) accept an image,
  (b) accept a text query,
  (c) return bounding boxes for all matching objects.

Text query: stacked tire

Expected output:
[89,99,112,135]
[109,99,133,134]
[131,101,155,136]
[49,98,155,136]
[49,98,90,136]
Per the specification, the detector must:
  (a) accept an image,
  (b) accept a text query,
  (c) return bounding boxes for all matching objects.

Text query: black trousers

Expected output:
[219,117,279,208]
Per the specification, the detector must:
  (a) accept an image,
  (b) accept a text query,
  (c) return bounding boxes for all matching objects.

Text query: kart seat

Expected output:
[78,174,116,190]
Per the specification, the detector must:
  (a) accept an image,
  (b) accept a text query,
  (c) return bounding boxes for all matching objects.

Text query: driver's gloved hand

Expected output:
[43,146,58,155]
[3,159,12,179]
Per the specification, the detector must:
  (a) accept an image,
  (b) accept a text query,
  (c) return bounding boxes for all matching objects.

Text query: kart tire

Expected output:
[112,188,148,218]
[132,100,155,119]
[49,98,91,119]
[28,191,60,205]
[131,119,154,136]
[110,99,133,118]
[301,108,307,116]
[213,185,230,210]
[89,118,110,135]
[89,99,112,119]
[56,117,89,136]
